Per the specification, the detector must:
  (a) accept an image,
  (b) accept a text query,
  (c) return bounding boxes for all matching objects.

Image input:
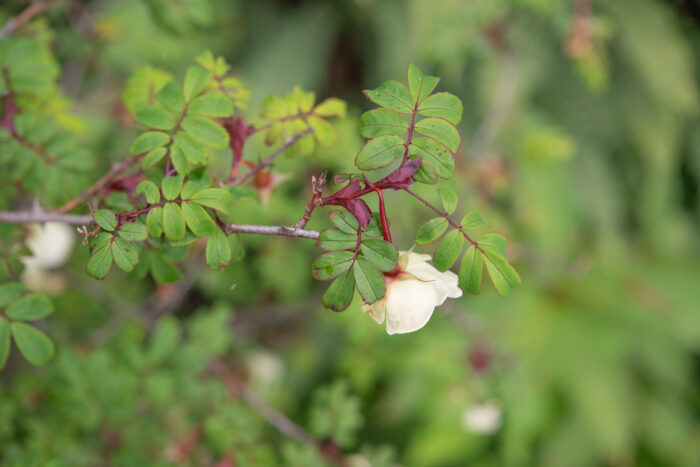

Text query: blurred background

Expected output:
[0,0,699,465]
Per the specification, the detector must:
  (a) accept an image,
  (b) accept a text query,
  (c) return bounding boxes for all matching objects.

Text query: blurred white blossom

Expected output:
[21,222,75,292]
[461,400,502,435]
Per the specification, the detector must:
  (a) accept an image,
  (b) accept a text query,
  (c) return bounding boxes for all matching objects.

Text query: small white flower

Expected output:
[23,222,75,269]
[461,400,503,435]
[21,222,75,293]
[362,251,462,335]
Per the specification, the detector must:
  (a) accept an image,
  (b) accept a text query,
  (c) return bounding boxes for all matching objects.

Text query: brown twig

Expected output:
[294,172,326,229]
[56,152,145,214]
[231,130,312,186]
[0,0,64,40]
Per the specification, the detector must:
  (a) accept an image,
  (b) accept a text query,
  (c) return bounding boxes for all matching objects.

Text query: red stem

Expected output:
[373,187,392,243]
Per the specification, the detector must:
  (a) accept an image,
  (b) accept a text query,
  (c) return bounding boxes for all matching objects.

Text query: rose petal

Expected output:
[406,261,462,305]
[385,279,439,334]
[362,298,386,324]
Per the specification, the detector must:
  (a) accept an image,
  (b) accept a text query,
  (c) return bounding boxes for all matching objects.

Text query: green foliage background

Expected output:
[1,0,699,465]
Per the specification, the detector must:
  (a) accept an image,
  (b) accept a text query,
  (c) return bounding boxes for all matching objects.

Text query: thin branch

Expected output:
[209,359,318,446]
[403,188,481,249]
[0,211,92,224]
[0,210,320,239]
[231,130,312,186]
[225,223,319,240]
[57,152,144,214]
[468,51,519,160]
[294,172,326,229]
[0,0,63,40]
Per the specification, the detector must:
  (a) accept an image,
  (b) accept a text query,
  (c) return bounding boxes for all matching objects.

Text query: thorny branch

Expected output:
[294,172,326,229]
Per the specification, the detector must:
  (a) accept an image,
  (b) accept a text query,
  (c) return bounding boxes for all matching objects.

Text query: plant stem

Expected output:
[0,0,63,40]
[230,129,312,186]
[403,187,481,249]
[373,187,392,243]
[57,152,145,214]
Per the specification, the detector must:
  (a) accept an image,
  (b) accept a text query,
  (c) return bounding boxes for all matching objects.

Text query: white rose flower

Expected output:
[362,251,462,335]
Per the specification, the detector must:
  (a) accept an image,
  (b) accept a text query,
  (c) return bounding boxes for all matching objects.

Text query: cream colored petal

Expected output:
[404,251,432,267]
[384,279,439,335]
[406,262,462,305]
[362,298,386,324]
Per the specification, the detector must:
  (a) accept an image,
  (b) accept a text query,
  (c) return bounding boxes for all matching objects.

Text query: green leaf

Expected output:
[11,322,54,366]
[5,294,53,321]
[0,318,10,369]
[439,188,458,214]
[353,256,385,304]
[118,222,148,242]
[414,117,460,152]
[142,147,168,170]
[307,116,336,147]
[360,239,398,272]
[130,131,170,155]
[312,251,356,280]
[412,158,439,184]
[191,188,232,215]
[181,180,206,199]
[161,175,184,200]
[146,206,164,237]
[206,229,231,270]
[174,131,206,165]
[0,282,26,307]
[111,237,139,272]
[364,80,414,113]
[409,137,454,178]
[183,66,212,101]
[94,209,117,231]
[150,252,182,283]
[182,202,217,237]
[157,81,185,113]
[483,251,521,296]
[415,217,449,245]
[189,93,234,117]
[181,116,229,149]
[355,135,405,171]
[433,229,465,271]
[135,106,175,130]
[417,92,463,125]
[321,269,355,312]
[87,236,113,279]
[408,64,440,105]
[313,97,347,117]
[459,246,483,295]
[329,211,359,235]
[170,145,189,174]
[461,210,488,229]
[136,180,160,204]
[163,203,186,241]
[359,109,409,138]
[316,229,358,251]
[478,233,506,257]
